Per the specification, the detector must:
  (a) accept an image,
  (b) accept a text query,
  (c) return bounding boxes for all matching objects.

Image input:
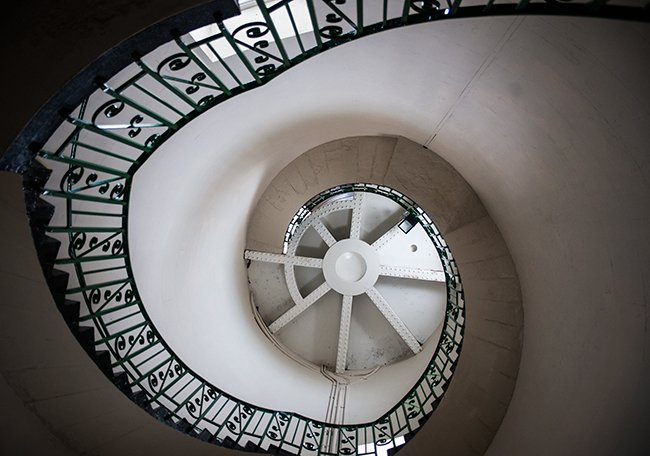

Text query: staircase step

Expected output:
[221,436,236,449]
[267,444,294,456]
[130,390,153,414]
[112,371,130,392]
[58,299,80,324]
[46,268,69,307]
[197,429,212,442]
[36,236,61,277]
[152,405,171,422]
[93,350,112,375]
[24,192,55,226]
[244,440,262,452]
[76,326,95,354]
[21,158,52,189]
[39,235,61,262]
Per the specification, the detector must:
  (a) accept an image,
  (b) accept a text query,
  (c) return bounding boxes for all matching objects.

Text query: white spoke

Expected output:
[284,262,304,310]
[366,287,421,354]
[371,222,401,251]
[335,295,353,374]
[312,219,337,247]
[269,282,331,333]
[287,199,355,255]
[245,250,322,268]
[349,192,364,239]
[379,265,445,282]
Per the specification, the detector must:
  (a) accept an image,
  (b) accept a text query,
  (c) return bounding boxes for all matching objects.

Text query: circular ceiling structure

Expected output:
[246,184,450,374]
[130,136,469,426]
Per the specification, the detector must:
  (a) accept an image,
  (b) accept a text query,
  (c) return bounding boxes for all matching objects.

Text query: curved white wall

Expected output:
[132,15,650,454]
[129,16,519,423]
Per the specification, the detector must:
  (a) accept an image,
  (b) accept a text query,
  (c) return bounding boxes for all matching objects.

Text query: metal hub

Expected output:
[322,239,379,295]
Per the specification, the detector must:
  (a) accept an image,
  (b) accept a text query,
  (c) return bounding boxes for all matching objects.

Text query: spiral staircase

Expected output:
[1,0,650,455]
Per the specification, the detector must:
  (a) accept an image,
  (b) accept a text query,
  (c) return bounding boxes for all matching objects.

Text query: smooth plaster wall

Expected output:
[429,17,650,456]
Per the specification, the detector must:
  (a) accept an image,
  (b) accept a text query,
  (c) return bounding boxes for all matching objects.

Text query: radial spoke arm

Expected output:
[379,265,445,282]
[268,282,332,333]
[312,219,337,247]
[366,287,422,354]
[349,192,364,239]
[335,295,353,374]
[244,250,323,268]
[286,199,355,255]
[371,222,401,251]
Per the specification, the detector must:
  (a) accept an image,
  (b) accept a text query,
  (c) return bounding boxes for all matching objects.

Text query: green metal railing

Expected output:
[12,0,648,453]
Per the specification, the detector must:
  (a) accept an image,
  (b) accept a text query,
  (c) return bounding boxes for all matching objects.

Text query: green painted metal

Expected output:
[25,0,649,454]
[217,20,265,84]
[516,0,531,12]
[255,0,292,67]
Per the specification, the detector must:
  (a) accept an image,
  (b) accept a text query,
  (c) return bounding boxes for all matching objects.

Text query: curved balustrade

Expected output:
[3,0,648,454]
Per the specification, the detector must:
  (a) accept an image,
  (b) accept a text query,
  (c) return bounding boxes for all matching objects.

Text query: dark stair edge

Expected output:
[13,125,286,455]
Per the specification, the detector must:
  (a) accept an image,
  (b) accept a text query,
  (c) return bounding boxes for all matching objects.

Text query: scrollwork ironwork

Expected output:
[92,100,125,126]
[266,412,290,440]
[159,54,192,73]
[148,359,184,393]
[440,333,453,354]
[405,393,421,419]
[61,166,84,192]
[186,384,219,419]
[128,115,144,138]
[145,134,161,148]
[82,282,136,320]
[410,0,442,14]
[60,166,126,198]
[157,53,223,100]
[226,403,254,434]
[68,232,124,258]
[186,73,207,95]
[115,326,156,358]
[339,427,356,455]
[326,13,343,23]
[302,422,322,451]
[232,22,283,77]
[320,25,344,39]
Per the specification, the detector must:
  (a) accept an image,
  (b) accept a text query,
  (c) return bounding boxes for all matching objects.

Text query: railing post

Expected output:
[255,0,291,67]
